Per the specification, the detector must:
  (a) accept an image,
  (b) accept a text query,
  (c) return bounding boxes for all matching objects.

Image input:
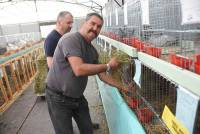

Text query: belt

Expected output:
[46,85,83,101]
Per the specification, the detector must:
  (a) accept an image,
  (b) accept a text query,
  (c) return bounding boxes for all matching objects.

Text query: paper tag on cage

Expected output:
[0,67,3,78]
[162,106,189,134]
[133,59,141,87]
[175,85,199,134]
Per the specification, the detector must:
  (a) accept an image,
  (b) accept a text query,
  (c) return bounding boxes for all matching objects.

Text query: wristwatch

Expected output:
[106,63,111,74]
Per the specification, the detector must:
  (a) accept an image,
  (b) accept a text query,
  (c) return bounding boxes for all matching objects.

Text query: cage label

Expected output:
[176,85,199,134]
[162,106,189,134]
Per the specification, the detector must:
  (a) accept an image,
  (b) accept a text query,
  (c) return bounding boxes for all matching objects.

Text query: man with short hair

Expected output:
[46,12,125,134]
[44,11,73,69]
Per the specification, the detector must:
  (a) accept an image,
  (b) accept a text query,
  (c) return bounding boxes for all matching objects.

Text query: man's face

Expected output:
[84,16,103,42]
[60,14,73,34]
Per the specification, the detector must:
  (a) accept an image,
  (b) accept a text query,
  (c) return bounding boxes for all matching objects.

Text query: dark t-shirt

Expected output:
[46,32,99,98]
[44,30,62,57]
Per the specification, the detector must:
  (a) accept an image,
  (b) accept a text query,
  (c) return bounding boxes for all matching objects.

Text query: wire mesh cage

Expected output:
[96,37,172,133]
[100,0,200,133]
[138,64,177,133]
[143,0,200,74]
[102,0,200,75]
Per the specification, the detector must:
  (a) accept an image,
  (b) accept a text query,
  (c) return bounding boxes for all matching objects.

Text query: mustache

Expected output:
[89,30,98,37]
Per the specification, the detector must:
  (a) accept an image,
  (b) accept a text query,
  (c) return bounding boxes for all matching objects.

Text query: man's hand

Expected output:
[107,57,120,70]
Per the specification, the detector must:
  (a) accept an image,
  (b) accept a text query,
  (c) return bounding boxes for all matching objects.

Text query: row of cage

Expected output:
[101,0,200,75]
[101,29,200,75]
[95,36,200,134]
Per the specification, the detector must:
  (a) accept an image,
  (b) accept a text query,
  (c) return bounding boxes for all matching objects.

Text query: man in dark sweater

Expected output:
[44,11,73,69]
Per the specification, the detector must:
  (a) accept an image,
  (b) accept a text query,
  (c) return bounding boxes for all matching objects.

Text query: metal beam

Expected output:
[113,0,122,7]
[0,0,104,13]
[0,0,12,3]
[38,20,56,26]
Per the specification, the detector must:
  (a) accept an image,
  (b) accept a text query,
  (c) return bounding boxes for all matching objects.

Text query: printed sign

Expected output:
[162,106,189,134]
[176,85,199,134]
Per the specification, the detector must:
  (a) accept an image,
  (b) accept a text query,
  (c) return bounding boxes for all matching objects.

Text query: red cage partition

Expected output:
[169,53,193,70]
[131,37,145,51]
[144,46,162,58]
[195,54,200,74]
[196,54,200,63]
[128,98,142,109]
[122,37,132,45]
[136,108,154,124]
[195,63,200,74]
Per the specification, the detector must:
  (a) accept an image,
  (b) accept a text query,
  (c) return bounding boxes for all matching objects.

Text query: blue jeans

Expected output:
[45,87,93,134]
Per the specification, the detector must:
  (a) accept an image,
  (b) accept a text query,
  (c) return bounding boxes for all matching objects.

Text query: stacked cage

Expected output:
[100,0,200,133]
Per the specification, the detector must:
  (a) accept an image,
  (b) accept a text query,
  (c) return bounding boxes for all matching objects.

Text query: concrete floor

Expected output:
[0,76,109,134]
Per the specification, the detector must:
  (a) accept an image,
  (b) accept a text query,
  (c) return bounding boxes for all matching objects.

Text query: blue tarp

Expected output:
[96,76,146,134]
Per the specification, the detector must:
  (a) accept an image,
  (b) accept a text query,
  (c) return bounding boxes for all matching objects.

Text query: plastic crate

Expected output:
[122,37,132,45]
[196,54,200,63]
[145,46,162,58]
[131,38,145,51]
[170,54,193,70]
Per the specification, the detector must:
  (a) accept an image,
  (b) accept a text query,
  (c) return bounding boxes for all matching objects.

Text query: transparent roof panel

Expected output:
[0,0,107,25]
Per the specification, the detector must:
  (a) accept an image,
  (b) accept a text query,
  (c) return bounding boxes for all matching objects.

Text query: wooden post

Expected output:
[30,52,35,74]
[19,58,28,83]
[25,54,30,77]
[0,78,9,102]
[1,65,13,99]
[28,53,34,77]
[14,60,22,89]
[24,56,30,81]
[10,62,20,92]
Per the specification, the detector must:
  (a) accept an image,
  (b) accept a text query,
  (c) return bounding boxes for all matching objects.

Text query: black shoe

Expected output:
[92,123,99,129]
